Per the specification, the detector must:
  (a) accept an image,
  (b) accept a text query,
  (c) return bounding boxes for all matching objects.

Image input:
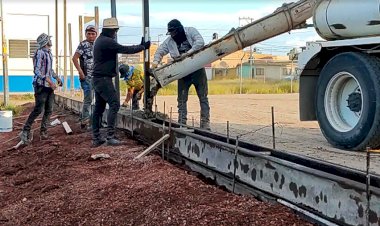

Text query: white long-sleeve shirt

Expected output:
[153,27,204,64]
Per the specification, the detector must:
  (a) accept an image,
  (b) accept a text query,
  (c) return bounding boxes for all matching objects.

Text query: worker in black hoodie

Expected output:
[92,17,150,147]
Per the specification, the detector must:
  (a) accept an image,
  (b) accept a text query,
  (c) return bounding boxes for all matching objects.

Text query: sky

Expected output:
[80,0,322,56]
[2,0,322,57]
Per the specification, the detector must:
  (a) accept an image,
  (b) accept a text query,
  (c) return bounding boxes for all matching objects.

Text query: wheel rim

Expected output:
[324,72,363,132]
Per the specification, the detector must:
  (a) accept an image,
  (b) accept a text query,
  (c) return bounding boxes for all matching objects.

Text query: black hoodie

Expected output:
[93,30,145,78]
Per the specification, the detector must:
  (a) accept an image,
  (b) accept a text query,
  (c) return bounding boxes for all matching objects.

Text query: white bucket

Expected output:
[0,110,13,132]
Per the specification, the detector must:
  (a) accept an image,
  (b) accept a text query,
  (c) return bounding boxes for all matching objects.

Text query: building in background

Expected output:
[0,1,86,93]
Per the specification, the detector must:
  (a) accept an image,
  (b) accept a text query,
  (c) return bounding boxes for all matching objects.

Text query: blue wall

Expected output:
[0,75,81,92]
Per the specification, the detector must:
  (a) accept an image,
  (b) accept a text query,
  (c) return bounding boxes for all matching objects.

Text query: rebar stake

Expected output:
[271,106,276,149]
[232,136,239,193]
[154,96,157,119]
[227,121,230,144]
[130,102,134,138]
[366,147,371,226]
[162,102,166,159]
[167,107,173,161]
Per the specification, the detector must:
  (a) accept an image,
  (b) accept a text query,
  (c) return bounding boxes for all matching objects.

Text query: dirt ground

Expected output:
[155,94,380,173]
[0,103,312,225]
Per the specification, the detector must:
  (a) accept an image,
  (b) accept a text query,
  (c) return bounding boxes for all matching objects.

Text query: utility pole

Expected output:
[110,0,119,100]
[95,6,99,34]
[143,0,151,113]
[157,34,163,46]
[55,0,58,79]
[78,16,83,41]
[1,0,8,106]
[63,0,67,92]
[68,23,74,91]
[239,17,254,78]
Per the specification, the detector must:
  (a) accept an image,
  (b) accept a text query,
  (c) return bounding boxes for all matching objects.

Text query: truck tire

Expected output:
[316,52,380,150]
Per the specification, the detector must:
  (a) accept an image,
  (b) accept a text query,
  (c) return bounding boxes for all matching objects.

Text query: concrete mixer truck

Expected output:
[148,0,380,151]
[298,0,380,151]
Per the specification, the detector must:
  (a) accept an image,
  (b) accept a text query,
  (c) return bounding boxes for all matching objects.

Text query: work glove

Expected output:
[57,78,63,87]
[140,37,151,50]
[151,62,158,69]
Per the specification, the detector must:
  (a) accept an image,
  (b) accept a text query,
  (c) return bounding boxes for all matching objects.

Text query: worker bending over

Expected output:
[119,64,144,110]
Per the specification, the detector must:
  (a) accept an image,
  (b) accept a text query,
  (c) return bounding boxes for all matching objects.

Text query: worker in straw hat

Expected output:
[91,17,151,147]
[19,33,62,144]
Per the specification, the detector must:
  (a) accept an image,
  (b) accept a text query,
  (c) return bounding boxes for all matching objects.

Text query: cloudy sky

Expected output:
[3,0,322,56]
[80,0,322,56]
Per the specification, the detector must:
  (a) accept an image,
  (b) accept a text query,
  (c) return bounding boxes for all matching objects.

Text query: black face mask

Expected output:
[102,28,118,39]
[170,26,186,45]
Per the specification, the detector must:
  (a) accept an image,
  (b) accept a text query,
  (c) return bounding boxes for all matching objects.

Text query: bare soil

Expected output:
[155,94,380,173]
[0,103,312,225]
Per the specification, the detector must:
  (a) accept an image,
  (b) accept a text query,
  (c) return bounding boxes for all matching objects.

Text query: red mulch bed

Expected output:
[0,103,314,225]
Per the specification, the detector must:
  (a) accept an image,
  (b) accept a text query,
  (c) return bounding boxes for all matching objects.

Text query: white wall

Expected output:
[0,0,88,75]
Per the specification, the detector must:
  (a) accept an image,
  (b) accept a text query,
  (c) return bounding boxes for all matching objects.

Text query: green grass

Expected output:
[7,94,35,101]
[155,79,299,95]
[0,103,23,116]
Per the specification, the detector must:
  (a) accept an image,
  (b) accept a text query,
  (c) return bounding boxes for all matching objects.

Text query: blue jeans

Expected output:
[177,68,210,128]
[80,77,94,123]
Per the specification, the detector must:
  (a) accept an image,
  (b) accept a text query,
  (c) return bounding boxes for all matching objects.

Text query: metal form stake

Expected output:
[232,136,239,193]
[366,147,371,226]
[110,1,119,101]
[130,103,134,138]
[68,23,74,92]
[63,0,67,92]
[192,116,194,128]
[162,102,166,159]
[154,96,157,118]
[167,107,172,160]
[271,106,276,149]
[78,16,83,41]
[142,0,151,113]
[227,121,230,144]
[1,0,9,106]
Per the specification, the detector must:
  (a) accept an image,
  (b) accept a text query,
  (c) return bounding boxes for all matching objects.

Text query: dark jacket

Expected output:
[93,33,145,78]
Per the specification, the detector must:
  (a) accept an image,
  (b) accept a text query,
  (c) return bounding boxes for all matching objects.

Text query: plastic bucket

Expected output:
[0,110,13,132]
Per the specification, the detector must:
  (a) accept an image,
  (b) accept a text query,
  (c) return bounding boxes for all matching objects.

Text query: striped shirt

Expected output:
[33,47,57,88]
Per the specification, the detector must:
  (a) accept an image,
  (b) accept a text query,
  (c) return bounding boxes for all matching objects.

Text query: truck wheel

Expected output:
[316,52,380,150]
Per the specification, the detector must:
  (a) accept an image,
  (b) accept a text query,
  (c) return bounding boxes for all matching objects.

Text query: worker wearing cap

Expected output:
[92,18,151,147]
[72,25,97,129]
[119,64,144,110]
[152,19,210,130]
[19,33,63,143]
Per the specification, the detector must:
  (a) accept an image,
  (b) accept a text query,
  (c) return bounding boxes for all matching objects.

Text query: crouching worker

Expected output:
[119,64,144,110]
[19,33,62,144]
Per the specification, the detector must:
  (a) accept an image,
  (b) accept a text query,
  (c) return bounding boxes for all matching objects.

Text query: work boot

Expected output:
[92,138,106,148]
[19,130,32,145]
[40,131,49,140]
[80,118,90,129]
[106,138,122,146]
[200,121,211,131]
